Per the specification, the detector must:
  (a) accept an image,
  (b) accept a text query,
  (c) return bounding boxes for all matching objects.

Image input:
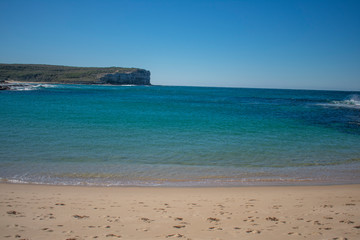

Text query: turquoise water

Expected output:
[1,84,360,186]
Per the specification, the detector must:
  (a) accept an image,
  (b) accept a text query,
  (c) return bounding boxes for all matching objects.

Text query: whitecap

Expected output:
[39,84,57,88]
[5,83,58,91]
[320,94,360,109]
[10,85,39,91]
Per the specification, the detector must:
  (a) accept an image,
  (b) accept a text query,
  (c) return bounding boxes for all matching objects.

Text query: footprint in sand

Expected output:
[140,217,153,223]
[105,233,121,238]
[173,225,185,228]
[319,227,332,230]
[340,220,355,224]
[345,203,356,206]
[6,210,25,217]
[266,217,279,222]
[321,204,333,208]
[7,210,19,215]
[313,220,323,226]
[73,214,89,219]
[207,217,220,223]
[166,233,185,238]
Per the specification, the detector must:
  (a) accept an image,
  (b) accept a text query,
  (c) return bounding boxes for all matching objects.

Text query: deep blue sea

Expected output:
[1,84,360,186]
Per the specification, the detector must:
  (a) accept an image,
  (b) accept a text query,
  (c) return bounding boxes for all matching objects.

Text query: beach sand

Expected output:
[1,183,359,240]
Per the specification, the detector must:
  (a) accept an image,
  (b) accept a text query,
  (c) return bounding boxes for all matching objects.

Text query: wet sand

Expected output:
[1,183,359,240]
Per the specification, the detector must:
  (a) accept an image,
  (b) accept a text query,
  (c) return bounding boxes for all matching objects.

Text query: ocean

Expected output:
[1,84,360,186]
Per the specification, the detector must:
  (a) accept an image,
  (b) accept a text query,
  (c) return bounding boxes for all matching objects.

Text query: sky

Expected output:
[0,0,359,91]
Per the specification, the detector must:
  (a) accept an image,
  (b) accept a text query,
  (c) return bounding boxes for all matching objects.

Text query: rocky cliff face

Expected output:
[99,69,151,85]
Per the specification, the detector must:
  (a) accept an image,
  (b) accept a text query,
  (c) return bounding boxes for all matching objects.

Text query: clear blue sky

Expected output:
[1,0,359,90]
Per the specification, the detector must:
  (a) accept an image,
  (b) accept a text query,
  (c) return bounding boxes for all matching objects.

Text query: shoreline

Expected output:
[2,178,360,188]
[2,181,360,190]
[1,183,359,239]
[2,160,360,187]
[2,181,360,189]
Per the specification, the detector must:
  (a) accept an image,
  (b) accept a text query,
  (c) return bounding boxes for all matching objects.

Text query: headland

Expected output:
[0,64,151,87]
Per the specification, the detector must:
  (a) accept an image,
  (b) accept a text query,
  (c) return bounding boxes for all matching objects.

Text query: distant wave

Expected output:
[6,83,57,91]
[320,94,360,110]
[9,84,39,91]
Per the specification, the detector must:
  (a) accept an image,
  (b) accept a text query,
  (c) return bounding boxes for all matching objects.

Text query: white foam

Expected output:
[39,84,57,88]
[7,83,58,91]
[1,178,30,184]
[320,94,360,109]
[10,85,36,91]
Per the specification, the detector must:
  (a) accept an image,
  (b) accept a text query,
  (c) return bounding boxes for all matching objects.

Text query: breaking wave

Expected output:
[321,94,360,109]
[5,83,58,91]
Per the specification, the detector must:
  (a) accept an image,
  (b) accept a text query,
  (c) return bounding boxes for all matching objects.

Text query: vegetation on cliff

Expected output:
[0,64,150,85]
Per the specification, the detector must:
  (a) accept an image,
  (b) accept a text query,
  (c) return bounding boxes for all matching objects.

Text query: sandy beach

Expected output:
[0,183,359,240]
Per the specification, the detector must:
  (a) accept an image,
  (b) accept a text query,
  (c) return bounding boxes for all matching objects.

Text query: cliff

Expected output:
[0,64,151,85]
[99,69,150,85]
